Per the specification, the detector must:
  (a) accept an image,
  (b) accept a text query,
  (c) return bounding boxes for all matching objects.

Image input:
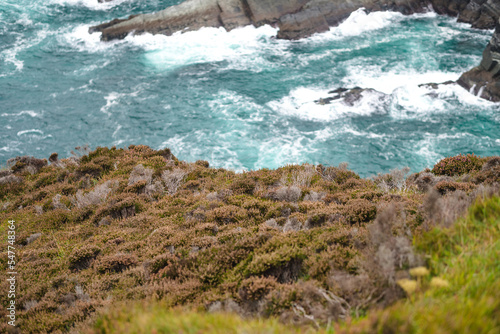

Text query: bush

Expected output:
[231,175,256,195]
[8,156,48,174]
[69,246,101,270]
[343,199,377,224]
[434,181,475,195]
[238,276,278,301]
[96,254,138,273]
[432,154,484,176]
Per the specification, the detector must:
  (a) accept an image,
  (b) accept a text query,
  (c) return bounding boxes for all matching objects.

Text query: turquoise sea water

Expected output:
[0,0,499,176]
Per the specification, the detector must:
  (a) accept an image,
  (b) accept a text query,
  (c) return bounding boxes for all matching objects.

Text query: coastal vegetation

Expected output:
[0,146,498,333]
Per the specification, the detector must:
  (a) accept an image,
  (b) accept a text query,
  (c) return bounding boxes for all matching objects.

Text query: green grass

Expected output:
[91,304,316,334]
[344,195,500,333]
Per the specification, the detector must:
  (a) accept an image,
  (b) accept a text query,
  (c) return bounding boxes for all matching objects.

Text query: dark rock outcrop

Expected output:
[458,28,500,101]
[90,0,498,41]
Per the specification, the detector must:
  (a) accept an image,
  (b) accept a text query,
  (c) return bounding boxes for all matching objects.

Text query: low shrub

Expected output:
[68,246,101,270]
[96,254,138,273]
[343,199,377,225]
[432,154,484,176]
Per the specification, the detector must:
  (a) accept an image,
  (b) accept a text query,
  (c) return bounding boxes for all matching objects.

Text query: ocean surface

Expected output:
[1,0,499,176]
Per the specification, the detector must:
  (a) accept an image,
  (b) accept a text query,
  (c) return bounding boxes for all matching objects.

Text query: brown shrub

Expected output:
[319,164,360,184]
[206,205,247,225]
[238,276,278,301]
[231,175,256,195]
[68,245,101,271]
[343,199,377,225]
[96,254,138,273]
[75,162,103,178]
[434,180,475,195]
[8,156,47,174]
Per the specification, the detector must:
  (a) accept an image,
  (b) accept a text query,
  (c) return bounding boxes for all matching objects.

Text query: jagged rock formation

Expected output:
[90,0,499,41]
[458,19,500,101]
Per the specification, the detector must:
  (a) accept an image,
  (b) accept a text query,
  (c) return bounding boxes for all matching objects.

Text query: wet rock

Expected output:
[458,35,500,101]
[457,0,500,29]
[315,87,386,106]
[418,80,455,89]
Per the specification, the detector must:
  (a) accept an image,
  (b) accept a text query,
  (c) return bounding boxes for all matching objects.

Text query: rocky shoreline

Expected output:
[89,0,500,102]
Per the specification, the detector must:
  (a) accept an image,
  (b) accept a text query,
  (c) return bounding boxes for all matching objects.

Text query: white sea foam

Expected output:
[51,0,128,10]
[208,90,268,122]
[100,91,138,115]
[17,129,44,136]
[1,110,41,118]
[1,25,49,75]
[130,25,281,71]
[267,86,388,121]
[308,8,403,42]
[61,25,125,53]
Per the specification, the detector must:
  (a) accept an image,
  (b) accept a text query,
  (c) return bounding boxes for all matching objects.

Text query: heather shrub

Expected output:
[93,194,142,223]
[434,180,475,195]
[96,254,138,273]
[343,199,377,224]
[206,205,247,225]
[75,162,104,178]
[231,175,256,194]
[238,276,278,301]
[4,145,499,333]
[8,156,47,174]
[319,163,360,184]
[432,154,484,176]
[68,245,101,270]
[195,160,210,168]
